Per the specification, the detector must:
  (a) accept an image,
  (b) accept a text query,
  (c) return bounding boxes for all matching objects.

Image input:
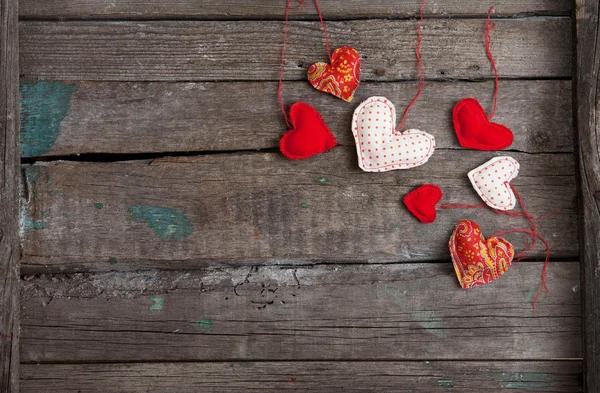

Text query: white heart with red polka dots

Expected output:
[352,96,436,172]
[468,156,520,211]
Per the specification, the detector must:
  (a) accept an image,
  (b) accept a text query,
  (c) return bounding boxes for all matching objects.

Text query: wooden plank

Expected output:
[20,149,578,272]
[19,361,583,393]
[19,80,573,158]
[0,0,20,389]
[574,0,600,391]
[19,262,581,362]
[19,0,571,20]
[19,18,572,81]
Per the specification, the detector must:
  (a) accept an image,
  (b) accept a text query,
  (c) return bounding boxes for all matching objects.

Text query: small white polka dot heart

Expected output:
[351,96,436,172]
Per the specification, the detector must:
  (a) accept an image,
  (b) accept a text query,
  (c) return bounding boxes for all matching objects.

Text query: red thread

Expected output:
[438,203,488,209]
[397,0,427,131]
[485,6,499,120]
[278,0,332,128]
[490,184,550,315]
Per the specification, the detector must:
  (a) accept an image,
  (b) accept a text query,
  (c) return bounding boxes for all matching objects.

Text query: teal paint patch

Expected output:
[129,205,194,239]
[49,191,57,196]
[437,379,453,387]
[108,257,118,265]
[316,177,328,184]
[20,81,77,157]
[148,296,164,312]
[195,319,213,330]
[424,360,430,365]
[22,209,49,232]
[300,202,309,209]
[494,372,551,391]
[22,216,47,231]
[94,202,104,209]
[410,311,448,338]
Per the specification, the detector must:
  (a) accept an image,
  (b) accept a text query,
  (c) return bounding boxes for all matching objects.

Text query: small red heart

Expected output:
[403,184,442,224]
[449,219,515,289]
[452,98,514,150]
[308,46,361,102]
[279,102,337,160]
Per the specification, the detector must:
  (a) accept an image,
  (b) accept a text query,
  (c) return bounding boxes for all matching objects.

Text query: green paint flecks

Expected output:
[20,81,77,157]
[300,203,309,209]
[316,177,328,184]
[148,296,164,312]
[108,257,118,265]
[437,379,453,387]
[195,319,213,330]
[129,205,194,239]
[494,372,551,391]
[94,202,104,209]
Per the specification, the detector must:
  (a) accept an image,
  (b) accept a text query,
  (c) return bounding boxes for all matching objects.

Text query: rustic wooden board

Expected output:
[574,0,600,390]
[19,80,573,158]
[19,361,582,393]
[20,262,581,362]
[0,0,20,390]
[20,149,577,272]
[19,18,571,81]
[19,0,571,20]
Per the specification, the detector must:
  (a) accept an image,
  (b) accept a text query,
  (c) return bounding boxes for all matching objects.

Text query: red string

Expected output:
[438,203,488,209]
[485,6,499,120]
[396,0,427,131]
[278,0,333,128]
[278,0,294,128]
[314,0,332,61]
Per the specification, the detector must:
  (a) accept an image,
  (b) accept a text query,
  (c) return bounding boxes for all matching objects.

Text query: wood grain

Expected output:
[19,80,573,158]
[19,361,582,393]
[19,18,571,81]
[574,0,600,391]
[20,262,581,362]
[0,0,20,390]
[19,0,571,20]
[20,149,578,272]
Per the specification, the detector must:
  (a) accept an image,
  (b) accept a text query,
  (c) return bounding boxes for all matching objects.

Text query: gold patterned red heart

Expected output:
[449,220,515,289]
[308,46,361,102]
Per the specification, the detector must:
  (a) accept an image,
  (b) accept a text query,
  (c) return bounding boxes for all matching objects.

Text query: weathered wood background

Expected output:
[16,0,582,392]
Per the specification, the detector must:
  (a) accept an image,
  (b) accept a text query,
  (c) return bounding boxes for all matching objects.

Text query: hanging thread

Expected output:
[278,0,332,128]
[485,6,499,120]
[396,0,428,131]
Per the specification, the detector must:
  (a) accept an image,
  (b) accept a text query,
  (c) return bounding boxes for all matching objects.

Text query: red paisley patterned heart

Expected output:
[308,46,361,102]
[449,219,515,289]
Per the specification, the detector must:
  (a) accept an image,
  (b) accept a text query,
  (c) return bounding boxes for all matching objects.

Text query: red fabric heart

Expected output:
[403,184,442,224]
[308,46,361,102]
[279,102,337,160]
[452,98,514,150]
[449,219,515,289]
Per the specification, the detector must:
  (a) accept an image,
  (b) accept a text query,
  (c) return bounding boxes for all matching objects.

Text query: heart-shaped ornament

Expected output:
[351,96,436,172]
[453,98,514,150]
[449,219,515,289]
[308,46,361,102]
[279,102,337,160]
[404,184,442,224]
[468,156,520,211]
